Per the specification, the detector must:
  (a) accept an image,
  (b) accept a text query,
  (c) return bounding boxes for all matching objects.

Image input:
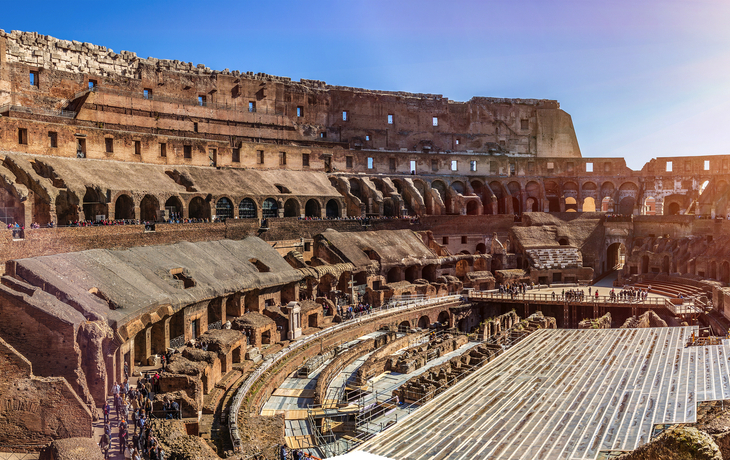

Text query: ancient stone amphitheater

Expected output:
[1,30,730,460]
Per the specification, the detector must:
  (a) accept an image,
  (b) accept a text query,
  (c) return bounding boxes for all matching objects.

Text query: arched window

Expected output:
[239,198,257,219]
[216,197,233,219]
[262,198,278,218]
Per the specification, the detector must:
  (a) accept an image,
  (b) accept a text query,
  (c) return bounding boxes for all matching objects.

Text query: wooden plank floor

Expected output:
[359,327,729,460]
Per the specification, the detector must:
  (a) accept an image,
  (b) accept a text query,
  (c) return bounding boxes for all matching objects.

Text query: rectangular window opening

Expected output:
[461,236,468,244]
[666,161,673,172]
[134,140,141,155]
[296,106,303,117]
[365,135,371,141]
[29,71,38,87]
[586,162,593,172]
[105,138,114,153]
[193,122,198,133]
[442,236,449,245]
[451,160,458,171]
[198,95,206,106]
[160,143,167,157]
[302,153,310,167]
[232,148,240,163]
[367,157,374,169]
[249,101,256,113]
[257,150,265,164]
[470,160,477,172]
[143,88,152,100]
[521,119,529,130]
[389,158,396,172]
[346,156,353,168]
[433,116,439,127]
[432,159,439,172]
[387,114,393,125]
[320,132,327,138]
[342,111,348,121]
[48,131,57,148]
[280,151,287,165]
[88,79,97,89]
[410,160,417,174]
[705,160,710,170]
[18,128,28,145]
[184,145,192,159]
[455,139,460,145]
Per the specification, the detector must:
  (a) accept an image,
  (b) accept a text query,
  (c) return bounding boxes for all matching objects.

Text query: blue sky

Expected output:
[3,0,730,170]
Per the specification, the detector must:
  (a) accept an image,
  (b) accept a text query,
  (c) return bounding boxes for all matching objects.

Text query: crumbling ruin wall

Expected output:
[313,337,377,405]
[391,335,468,375]
[620,310,668,329]
[0,279,97,409]
[393,342,501,404]
[39,437,104,460]
[578,312,612,329]
[0,336,93,448]
[356,332,427,385]
[615,425,721,460]
[147,419,219,460]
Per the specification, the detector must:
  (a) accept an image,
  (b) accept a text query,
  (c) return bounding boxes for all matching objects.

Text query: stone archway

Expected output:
[140,195,160,222]
[115,194,134,220]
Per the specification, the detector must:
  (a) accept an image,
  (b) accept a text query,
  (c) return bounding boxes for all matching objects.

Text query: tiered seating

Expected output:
[526,248,582,270]
[632,280,706,300]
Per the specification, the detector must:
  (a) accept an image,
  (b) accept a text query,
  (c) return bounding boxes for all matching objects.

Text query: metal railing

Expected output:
[208,320,222,331]
[227,293,461,452]
[468,291,666,306]
[0,104,76,119]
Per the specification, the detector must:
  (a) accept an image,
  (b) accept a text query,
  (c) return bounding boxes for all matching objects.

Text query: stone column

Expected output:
[287,302,302,340]
[152,317,170,355]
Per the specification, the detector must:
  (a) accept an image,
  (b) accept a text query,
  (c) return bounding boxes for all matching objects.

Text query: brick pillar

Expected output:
[133,205,140,221]
[220,297,227,324]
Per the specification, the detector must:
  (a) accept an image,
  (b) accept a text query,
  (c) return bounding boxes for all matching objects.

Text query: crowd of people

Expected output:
[609,286,650,302]
[99,372,168,460]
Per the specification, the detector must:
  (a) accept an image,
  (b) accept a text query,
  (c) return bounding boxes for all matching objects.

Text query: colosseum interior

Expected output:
[2,29,730,460]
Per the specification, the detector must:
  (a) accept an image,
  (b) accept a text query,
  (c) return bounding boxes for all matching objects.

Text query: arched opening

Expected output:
[565,197,577,212]
[405,266,419,283]
[466,201,479,215]
[451,181,465,195]
[710,261,718,279]
[640,254,650,274]
[606,242,626,271]
[422,264,437,282]
[643,196,656,215]
[55,190,79,225]
[325,199,340,218]
[305,199,321,218]
[262,198,279,218]
[238,198,257,219]
[476,243,487,254]
[601,197,614,212]
[82,188,107,221]
[512,197,521,215]
[189,196,211,220]
[284,198,300,217]
[582,197,596,212]
[387,267,400,283]
[140,195,160,222]
[417,316,430,329]
[0,187,24,227]
[398,320,411,333]
[216,197,234,220]
[558,238,569,246]
[164,196,182,219]
[32,192,50,226]
[722,261,730,284]
[114,194,134,220]
[490,182,505,214]
[666,202,680,216]
[525,197,538,212]
[618,196,635,215]
[437,311,450,327]
[544,181,560,212]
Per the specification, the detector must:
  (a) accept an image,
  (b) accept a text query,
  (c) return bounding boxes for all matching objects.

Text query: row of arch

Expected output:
[55,190,345,225]
[343,175,645,216]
